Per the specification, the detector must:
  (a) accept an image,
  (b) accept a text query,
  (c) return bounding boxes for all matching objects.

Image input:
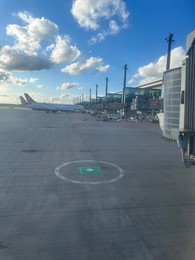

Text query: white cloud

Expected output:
[89,20,120,44]
[29,77,38,83]
[7,11,58,55]
[71,0,129,43]
[0,69,38,86]
[170,46,186,68]
[0,45,52,71]
[48,35,81,64]
[0,71,10,83]
[56,82,79,90]
[49,94,76,104]
[97,64,110,72]
[89,33,107,45]
[12,77,33,86]
[1,12,59,71]
[129,46,186,85]
[37,84,44,89]
[109,20,120,35]
[2,12,82,72]
[61,56,110,75]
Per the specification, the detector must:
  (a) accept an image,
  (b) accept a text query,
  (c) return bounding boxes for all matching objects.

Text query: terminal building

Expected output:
[89,79,163,116]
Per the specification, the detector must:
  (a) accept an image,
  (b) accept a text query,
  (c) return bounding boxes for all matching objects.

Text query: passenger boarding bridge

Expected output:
[161,30,195,167]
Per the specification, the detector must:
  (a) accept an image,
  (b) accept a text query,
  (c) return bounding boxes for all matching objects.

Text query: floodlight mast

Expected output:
[166,33,174,70]
[96,84,98,103]
[89,88,91,109]
[105,77,108,103]
[122,64,128,103]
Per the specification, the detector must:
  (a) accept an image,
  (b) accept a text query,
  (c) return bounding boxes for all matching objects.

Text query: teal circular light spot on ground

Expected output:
[79,166,102,175]
[86,168,94,172]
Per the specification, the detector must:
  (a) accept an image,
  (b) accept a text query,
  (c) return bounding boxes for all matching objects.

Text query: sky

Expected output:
[0,0,194,104]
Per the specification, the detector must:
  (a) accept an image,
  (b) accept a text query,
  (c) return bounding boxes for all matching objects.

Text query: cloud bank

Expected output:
[0,70,38,86]
[2,11,81,72]
[56,82,79,90]
[7,11,58,56]
[48,35,81,64]
[71,0,129,43]
[61,56,110,75]
[129,47,186,85]
[0,46,52,71]
[0,10,110,90]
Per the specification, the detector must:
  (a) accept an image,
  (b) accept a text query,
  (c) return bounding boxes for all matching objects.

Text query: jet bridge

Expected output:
[178,30,195,167]
[161,30,195,167]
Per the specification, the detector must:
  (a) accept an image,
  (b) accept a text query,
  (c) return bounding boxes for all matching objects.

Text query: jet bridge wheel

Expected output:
[184,159,191,168]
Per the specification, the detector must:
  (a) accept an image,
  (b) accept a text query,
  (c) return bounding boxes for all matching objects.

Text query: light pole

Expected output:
[96,84,98,103]
[105,77,108,103]
[165,33,174,70]
[89,88,91,109]
[122,64,128,104]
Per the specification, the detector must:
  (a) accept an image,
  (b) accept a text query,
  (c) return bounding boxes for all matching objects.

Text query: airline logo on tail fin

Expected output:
[24,93,36,103]
[20,96,27,104]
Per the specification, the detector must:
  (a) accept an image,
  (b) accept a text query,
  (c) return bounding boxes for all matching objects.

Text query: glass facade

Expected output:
[163,67,182,140]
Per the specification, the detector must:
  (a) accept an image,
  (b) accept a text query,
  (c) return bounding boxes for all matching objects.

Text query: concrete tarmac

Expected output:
[1,109,195,260]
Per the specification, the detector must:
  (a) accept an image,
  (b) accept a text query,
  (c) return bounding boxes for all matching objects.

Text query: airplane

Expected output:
[20,93,84,113]
[20,96,28,105]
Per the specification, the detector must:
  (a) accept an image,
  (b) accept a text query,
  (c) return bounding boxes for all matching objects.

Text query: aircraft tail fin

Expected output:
[20,96,28,104]
[24,93,36,103]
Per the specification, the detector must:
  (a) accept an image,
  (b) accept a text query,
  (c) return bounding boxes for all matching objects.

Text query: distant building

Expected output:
[110,79,163,113]
[85,78,164,113]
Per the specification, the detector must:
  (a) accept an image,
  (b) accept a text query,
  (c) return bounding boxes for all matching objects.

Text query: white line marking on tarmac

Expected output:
[55,160,124,184]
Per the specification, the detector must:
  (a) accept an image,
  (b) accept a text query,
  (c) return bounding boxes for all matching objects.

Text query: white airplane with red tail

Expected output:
[20,93,84,113]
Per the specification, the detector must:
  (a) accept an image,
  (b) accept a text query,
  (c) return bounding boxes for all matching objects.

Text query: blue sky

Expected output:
[0,0,194,104]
